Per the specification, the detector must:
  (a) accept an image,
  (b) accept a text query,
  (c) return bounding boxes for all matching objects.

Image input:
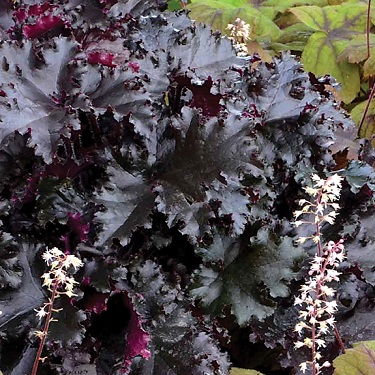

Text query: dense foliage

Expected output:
[0,1,375,374]
[177,0,375,139]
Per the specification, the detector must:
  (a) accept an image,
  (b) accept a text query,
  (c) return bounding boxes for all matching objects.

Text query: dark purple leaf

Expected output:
[67,212,90,243]
[192,228,304,324]
[112,260,230,375]
[120,292,151,374]
[0,38,80,162]
[48,295,87,346]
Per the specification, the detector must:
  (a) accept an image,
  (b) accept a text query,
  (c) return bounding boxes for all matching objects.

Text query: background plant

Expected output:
[168,0,375,143]
[0,1,375,375]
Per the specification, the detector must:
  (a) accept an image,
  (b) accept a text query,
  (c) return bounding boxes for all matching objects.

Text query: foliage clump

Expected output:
[0,1,374,375]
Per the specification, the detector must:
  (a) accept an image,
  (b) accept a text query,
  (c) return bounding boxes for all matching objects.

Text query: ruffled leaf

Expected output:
[192,228,303,324]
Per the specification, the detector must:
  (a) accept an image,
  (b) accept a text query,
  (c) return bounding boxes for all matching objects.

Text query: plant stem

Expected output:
[317,236,346,354]
[311,315,317,375]
[358,73,375,137]
[31,280,59,375]
[367,0,372,59]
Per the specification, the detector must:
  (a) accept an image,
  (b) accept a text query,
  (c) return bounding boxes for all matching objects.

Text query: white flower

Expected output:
[35,248,83,336]
[294,220,304,227]
[295,341,305,349]
[63,254,83,270]
[35,307,48,320]
[50,247,64,257]
[293,174,345,373]
[299,362,308,373]
[294,296,304,306]
[315,339,326,348]
[34,330,46,339]
[297,237,308,244]
[41,273,53,289]
[318,320,329,334]
[305,186,319,196]
[42,250,55,264]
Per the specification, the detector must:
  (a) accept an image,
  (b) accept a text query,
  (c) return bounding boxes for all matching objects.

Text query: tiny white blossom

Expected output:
[34,330,46,339]
[295,341,305,349]
[315,352,322,361]
[315,339,326,348]
[41,273,53,289]
[35,249,83,340]
[50,247,64,257]
[35,307,48,320]
[299,362,308,373]
[305,186,319,196]
[297,237,308,244]
[294,220,304,227]
[318,321,329,334]
[42,250,55,263]
[293,174,345,373]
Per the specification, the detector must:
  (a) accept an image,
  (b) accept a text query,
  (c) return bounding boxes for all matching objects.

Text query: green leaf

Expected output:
[364,57,375,80]
[262,0,328,15]
[339,34,375,64]
[192,228,303,324]
[230,368,266,375]
[350,100,375,140]
[333,341,375,375]
[167,0,184,10]
[339,34,375,79]
[272,22,315,52]
[290,4,367,103]
[291,4,366,32]
[187,0,281,41]
[302,32,359,103]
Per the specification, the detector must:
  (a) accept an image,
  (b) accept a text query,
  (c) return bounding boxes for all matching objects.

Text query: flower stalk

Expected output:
[31,248,83,375]
[294,174,346,374]
[226,18,251,56]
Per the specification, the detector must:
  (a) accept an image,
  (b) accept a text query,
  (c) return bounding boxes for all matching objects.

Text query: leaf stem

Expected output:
[358,81,375,136]
[367,0,372,59]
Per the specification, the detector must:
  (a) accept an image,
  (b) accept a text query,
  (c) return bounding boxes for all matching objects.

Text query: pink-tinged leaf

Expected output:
[128,62,139,73]
[87,51,116,67]
[82,291,110,315]
[67,212,90,243]
[14,8,27,22]
[173,75,223,117]
[28,2,52,17]
[22,14,66,38]
[333,341,375,375]
[45,159,90,180]
[120,292,151,374]
[12,2,68,39]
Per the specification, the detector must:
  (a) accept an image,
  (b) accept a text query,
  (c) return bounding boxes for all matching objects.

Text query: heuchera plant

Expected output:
[1,1,375,375]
